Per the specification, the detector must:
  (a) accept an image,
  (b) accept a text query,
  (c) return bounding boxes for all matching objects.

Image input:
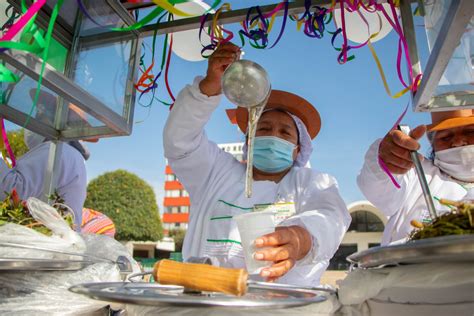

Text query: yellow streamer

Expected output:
[367,41,411,99]
[267,13,277,33]
[242,2,282,39]
[211,3,231,45]
[152,0,195,17]
[293,14,304,31]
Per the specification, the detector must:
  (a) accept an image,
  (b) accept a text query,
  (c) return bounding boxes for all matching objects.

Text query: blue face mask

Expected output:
[253,136,296,173]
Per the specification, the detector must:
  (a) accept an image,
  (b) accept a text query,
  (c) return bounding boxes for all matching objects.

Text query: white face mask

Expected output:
[24,129,45,150]
[434,144,474,183]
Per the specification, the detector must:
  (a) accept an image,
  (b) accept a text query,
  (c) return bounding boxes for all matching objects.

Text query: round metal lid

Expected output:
[69,282,327,308]
[347,234,474,269]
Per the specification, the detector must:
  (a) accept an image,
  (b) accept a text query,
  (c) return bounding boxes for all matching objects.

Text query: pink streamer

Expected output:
[378,103,409,188]
[1,118,16,167]
[378,156,401,189]
[339,0,349,64]
[378,0,418,91]
[0,0,47,42]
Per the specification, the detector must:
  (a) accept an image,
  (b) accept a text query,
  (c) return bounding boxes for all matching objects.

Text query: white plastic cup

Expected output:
[234,211,276,274]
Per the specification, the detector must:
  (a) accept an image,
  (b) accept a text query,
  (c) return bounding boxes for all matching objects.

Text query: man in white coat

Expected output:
[0,91,95,229]
[357,110,474,245]
[163,43,350,285]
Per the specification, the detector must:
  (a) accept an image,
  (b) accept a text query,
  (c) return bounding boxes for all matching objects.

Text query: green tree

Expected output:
[169,229,186,252]
[6,129,28,159]
[85,170,163,241]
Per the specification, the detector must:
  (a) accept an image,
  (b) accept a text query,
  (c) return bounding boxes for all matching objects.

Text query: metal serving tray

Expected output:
[0,258,95,271]
[347,234,474,269]
[69,282,326,308]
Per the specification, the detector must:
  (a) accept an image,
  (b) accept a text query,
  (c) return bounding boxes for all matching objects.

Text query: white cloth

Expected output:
[338,263,474,316]
[433,145,474,183]
[357,139,472,245]
[163,77,351,286]
[288,112,313,167]
[0,141,87,228]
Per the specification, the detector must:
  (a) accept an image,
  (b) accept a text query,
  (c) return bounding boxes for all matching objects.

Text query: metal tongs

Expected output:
[398,125,438,220]
[0,242,133,273]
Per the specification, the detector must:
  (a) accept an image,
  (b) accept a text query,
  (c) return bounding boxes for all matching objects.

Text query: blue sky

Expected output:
[7,1,434,212]
[85,1,434,211]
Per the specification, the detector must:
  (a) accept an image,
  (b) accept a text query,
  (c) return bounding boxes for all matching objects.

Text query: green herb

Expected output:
[409,200,474,240]
[0,189,74,235]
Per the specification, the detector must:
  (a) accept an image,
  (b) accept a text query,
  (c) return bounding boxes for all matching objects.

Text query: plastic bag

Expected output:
[0,198,85,258]
[0,198,141,314]
[0,233,140,315]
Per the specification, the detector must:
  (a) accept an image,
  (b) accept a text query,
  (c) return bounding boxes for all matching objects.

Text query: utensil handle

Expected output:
[153,259,249,296]
[247,280,336,294]
[398,125,437,220]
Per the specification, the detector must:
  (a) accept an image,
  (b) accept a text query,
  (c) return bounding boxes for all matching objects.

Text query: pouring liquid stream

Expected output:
[220,59,271,198]
[245,96,269,198]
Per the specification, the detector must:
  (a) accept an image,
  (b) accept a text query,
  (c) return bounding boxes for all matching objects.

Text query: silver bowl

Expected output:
[222,60,271,108]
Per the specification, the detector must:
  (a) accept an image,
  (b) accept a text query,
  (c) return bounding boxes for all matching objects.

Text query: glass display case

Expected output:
[400,0,473,112]
[1,0,140,140]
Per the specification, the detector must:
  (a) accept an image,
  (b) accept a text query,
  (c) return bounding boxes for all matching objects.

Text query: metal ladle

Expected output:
[222,60,271,198]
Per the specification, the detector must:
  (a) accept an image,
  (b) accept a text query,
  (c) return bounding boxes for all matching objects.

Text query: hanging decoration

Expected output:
[0,118,15,168]
[170,1,213,62]
[0,0,422,131]
[199,3,234,57]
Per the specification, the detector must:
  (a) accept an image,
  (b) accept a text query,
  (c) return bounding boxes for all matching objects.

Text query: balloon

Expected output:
[169,1,213,62]
[334,3,397,44]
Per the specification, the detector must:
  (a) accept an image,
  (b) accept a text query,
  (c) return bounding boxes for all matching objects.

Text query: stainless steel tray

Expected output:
[0,242,133,273]
[69,282,327,308]
[0,258,95,271]
[347,234,474,269]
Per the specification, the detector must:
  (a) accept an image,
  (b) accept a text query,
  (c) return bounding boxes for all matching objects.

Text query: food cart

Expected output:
[0,0,473,315]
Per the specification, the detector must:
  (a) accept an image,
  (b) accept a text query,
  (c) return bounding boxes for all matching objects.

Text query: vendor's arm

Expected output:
[357,125,426,217]
[254,172,351,284]
[0,143,87,228]
[0,145,50,201]
[163,43,241,199]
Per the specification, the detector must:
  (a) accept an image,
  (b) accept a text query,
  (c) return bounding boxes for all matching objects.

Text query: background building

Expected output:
[321,200,385,286]
[162,164,190,235]
[331,200,386,269]
[162,143,244,235]
[218,142,245,162]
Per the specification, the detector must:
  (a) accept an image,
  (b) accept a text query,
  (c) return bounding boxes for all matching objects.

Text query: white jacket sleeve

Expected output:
[357,139,418,217]
[57,144,87,229]
[163,77,236,200]
[278,171,351,286]
[0,143,87,229]
[0,145,51,201]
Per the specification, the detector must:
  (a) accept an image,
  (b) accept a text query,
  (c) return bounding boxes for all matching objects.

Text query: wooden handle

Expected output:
[153,259,248,296]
